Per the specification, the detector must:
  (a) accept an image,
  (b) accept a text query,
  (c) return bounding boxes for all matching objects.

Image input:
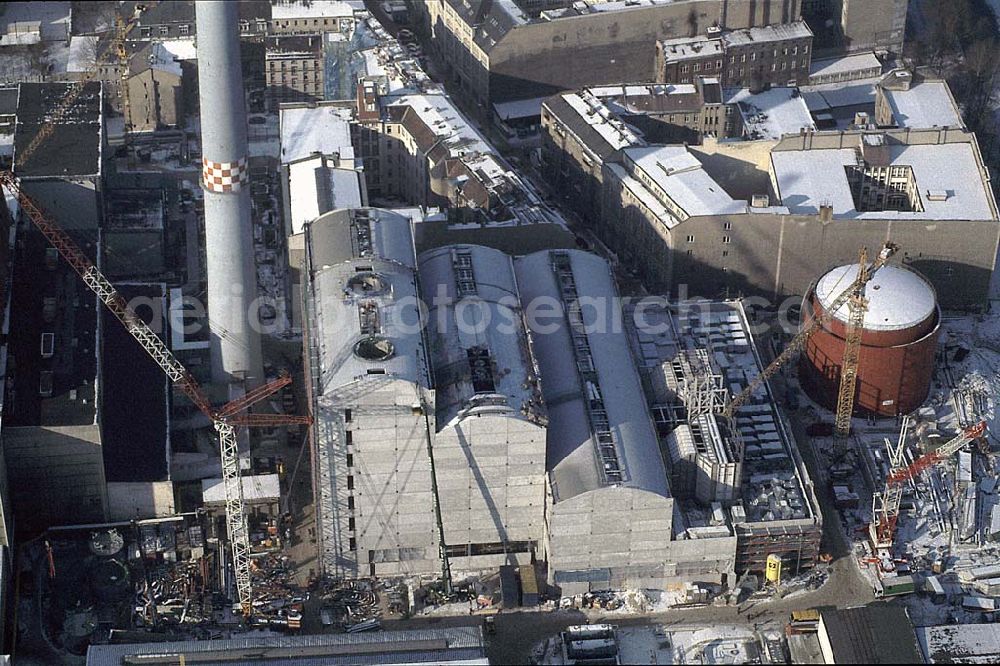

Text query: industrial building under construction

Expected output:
[303,207,821,593]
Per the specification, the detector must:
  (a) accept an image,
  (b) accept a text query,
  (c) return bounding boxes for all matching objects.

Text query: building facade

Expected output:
[657,22,813,89]
[412,0,803,110]
[265,35,325,110]
[541,82,999,311]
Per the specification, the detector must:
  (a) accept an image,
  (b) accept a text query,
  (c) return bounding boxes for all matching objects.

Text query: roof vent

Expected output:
[926,189,949,202]
[751,194,769,207]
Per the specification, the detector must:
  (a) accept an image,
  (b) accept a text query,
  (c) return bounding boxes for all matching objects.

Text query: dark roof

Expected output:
[13,82,102,179]
[265,34,323,54]
[445,0,522,53]
[821,605,923,664]
[0,87,18,116]
[608,90,704,115]
[100,284,168,482]
[701,79,723,104]
[131,0,194,26]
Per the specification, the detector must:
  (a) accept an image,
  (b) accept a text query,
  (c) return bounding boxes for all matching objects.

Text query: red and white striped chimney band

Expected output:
[202,156,248,193]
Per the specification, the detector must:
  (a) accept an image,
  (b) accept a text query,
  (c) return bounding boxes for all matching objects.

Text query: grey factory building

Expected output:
[304,208,549,579]
[410,0,803,112]
[541,79,1000,310]
[304,208,819,592]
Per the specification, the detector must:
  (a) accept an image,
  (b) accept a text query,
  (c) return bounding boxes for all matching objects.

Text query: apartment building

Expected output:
[265,35,325,110]
[542,80,999,310]
[657,21,813,89]
[411,0,802,111]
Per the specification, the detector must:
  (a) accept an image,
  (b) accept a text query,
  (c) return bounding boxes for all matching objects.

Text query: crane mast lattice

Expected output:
[721,243,898,419]
[2,7,311,617]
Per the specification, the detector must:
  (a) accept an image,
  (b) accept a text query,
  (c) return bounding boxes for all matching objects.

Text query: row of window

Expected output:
[139,24,189,37]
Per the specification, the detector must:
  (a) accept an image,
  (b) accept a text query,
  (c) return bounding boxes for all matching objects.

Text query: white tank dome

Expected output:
[815,263,936,332]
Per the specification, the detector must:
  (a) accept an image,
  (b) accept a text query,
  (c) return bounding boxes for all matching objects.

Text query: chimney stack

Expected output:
[195,1,263,385]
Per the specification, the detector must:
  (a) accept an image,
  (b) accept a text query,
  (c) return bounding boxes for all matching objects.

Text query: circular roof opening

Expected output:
[354,336,394,361]
[347,272,387,296]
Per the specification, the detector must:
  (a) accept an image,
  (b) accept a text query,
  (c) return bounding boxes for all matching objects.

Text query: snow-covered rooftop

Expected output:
[146,40,196,77]
[770,141,994,220]
[721,20,812,47]
[418,245,544,429]
[589,83,698,99]
[515,250,669,503]
[816,263,936,331]
[271,0,362,20]
[387,93,492,158]
[308,209,430,392]
[280,105,355,164]
[0,1,69,44]
[882,79,963,129]
[288,155,363,235]
[918,623,1000,663]
[561,90,643,151]
[657,35,725,62]
[724,87,816,140]
[624,145,747,219]
[809,52,882,79]
[203,474,280,504]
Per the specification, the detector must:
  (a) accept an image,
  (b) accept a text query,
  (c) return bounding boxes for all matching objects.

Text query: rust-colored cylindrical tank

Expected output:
[799,263,939,418]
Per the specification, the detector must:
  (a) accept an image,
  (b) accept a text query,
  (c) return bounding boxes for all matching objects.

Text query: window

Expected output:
[781,62,786,70]
[686,235,695,243]
[159,26,169,36]
[741,54,746,62]
[803,45,809,53]
[729,55,735,63]
[346,453,354,467]
[347,475,354,490]
[722,235,731,244]
[716,59,722,68]
[345,431,353,445]
[681,65,690,73]
[790,60,796,69]
[750,52,756,61]
[345,408,352,422]
[792,46,798,55]
[348,516,356,530]
[722,250,729,258]
[693,63,700,71]
[140,26,152,37]
[724,221,732,230]
[347,496,355,510]
[771,63,777,71]
[179,24,190,35]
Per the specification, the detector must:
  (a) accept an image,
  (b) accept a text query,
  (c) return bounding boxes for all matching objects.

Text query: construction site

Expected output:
[2,0,1000,664]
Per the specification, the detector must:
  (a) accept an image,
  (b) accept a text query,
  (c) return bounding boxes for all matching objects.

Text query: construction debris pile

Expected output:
[314,579,380,632]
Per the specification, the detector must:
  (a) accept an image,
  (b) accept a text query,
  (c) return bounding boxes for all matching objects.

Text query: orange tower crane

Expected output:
[870,421,986,555]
